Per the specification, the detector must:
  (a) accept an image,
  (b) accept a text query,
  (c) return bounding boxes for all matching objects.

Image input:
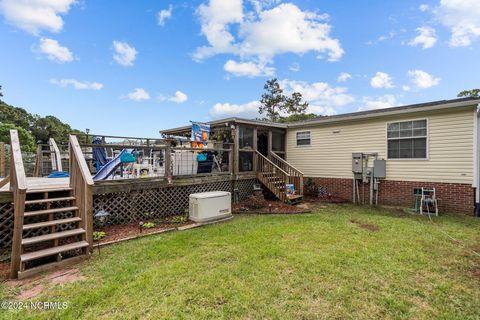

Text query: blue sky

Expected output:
[0,0,479,137]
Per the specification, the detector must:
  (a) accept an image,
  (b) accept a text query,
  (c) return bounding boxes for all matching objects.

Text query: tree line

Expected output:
[0,85,83,152]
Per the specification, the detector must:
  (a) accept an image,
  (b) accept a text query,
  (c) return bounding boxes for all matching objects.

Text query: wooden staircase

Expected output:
[9,131,93,279]
[15,189,89,279]
[254,151,304,203]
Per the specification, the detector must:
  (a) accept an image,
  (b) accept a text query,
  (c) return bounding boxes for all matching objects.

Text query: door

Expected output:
[257,130,269,156]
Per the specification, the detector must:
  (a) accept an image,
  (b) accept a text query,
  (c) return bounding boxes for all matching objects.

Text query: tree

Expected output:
[278,113,319,123]
[259,78,287,122]
[0,85,3,97]
[0,123,36,152]
[30,115,76,145]
[285,91,308,116]
[458,89,480,98]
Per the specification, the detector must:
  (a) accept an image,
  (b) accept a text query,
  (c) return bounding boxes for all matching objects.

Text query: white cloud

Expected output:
[289,62,300,72]
[224,59,274,77]
[407,70,440,88]
[370,72,394,89]
[210,100,261,118]
[113,41,138,66]
[37,38,73,63]
[0,0,76,35]
[402,85,411,91]
[194,1,343,71]
[127,88,150,101]
[359,95,398,111]
[337,72,352,82]
[158,5,173,26]
[169,91,188,103]
[409,26,437,49]
[437,0,480,47]
[280,79,355,115]
[209,79,354,118]
[50,79,103,90]
[419,4,429,12]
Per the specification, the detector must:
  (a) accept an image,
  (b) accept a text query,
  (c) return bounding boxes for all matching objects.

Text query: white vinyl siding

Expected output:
[285,106,475,184]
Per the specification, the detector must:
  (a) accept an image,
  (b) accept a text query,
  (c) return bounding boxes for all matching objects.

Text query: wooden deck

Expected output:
[0,177,70,199]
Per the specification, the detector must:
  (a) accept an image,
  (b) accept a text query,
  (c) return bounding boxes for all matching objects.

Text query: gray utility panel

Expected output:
[373,159,386,178]
[352,153,363,174]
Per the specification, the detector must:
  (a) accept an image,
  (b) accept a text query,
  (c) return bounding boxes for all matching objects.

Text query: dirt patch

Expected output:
[0,260,10,280]
[350,219,380,232]
[233,199,311,214]
[470,266,480,279]
[16,284,44,300]
[304,195,349,204]
[46,269,86,286]
[5,268,85,300]
[98,220,193,243]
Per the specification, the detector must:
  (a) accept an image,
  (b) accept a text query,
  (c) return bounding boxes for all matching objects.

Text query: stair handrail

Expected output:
[9,129,27,278]
[268,152,304,196]
[49,138,63,172]
[268,152,304,176]
[69,134,94,250]
[255,151,289,176]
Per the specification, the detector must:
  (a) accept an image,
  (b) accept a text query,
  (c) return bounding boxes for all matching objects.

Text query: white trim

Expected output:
[473,108,479,194]
[385,118,429,160]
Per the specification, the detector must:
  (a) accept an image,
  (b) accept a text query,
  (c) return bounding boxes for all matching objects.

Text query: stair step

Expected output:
[18,255,87,280]
[23,217,82,230]
[24,206,79,218]
[27,187,72,194]
[20,241,89,262]
[25,196,75,205]
[22,228,85,245]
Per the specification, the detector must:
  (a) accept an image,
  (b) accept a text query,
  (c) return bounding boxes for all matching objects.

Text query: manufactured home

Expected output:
[1,97,479,279]
[162,97,480,214]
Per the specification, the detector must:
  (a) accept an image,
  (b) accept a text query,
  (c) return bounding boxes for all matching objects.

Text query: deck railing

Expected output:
[75,136,232,180]
[9,130,28,278]
[268,152,304,196]
[69,135,94,249]
[33,140,69,177]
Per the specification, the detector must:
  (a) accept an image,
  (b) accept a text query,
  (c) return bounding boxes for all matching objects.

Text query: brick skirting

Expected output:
[306,177,475,215]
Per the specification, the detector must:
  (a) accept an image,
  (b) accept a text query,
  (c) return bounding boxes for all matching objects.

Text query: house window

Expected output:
[296,131,311,146]
[387,120,427,159]
[239,126,254,149]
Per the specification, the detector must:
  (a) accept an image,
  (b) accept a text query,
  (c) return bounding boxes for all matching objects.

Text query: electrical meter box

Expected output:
[373,159,386,178]
[352,153,363,173]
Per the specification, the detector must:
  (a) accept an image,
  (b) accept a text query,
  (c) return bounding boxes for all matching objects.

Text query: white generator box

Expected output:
[189,191,232,223]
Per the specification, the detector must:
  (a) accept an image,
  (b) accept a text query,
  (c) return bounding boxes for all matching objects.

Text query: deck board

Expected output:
[0,177,70,193]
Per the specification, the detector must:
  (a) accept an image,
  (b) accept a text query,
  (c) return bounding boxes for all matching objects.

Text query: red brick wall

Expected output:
[306,177,475,215]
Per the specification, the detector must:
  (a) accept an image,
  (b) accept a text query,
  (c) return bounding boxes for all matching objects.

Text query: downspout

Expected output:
[475,106,480,217]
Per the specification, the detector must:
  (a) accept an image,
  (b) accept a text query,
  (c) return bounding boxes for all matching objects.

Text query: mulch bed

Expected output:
[233,199,311,214]
[96,221,194,244]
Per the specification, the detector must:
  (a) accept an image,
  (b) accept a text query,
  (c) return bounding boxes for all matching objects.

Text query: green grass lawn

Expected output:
[1,204,480,319]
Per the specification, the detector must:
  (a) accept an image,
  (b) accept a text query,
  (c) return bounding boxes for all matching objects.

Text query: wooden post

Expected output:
[69,135,94,251]
[9,130,28,279]
[268,130,273,153]
[0,142,5,177]
[233,125,239,176]
[253,127,258,173]
[165,146,172,180]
